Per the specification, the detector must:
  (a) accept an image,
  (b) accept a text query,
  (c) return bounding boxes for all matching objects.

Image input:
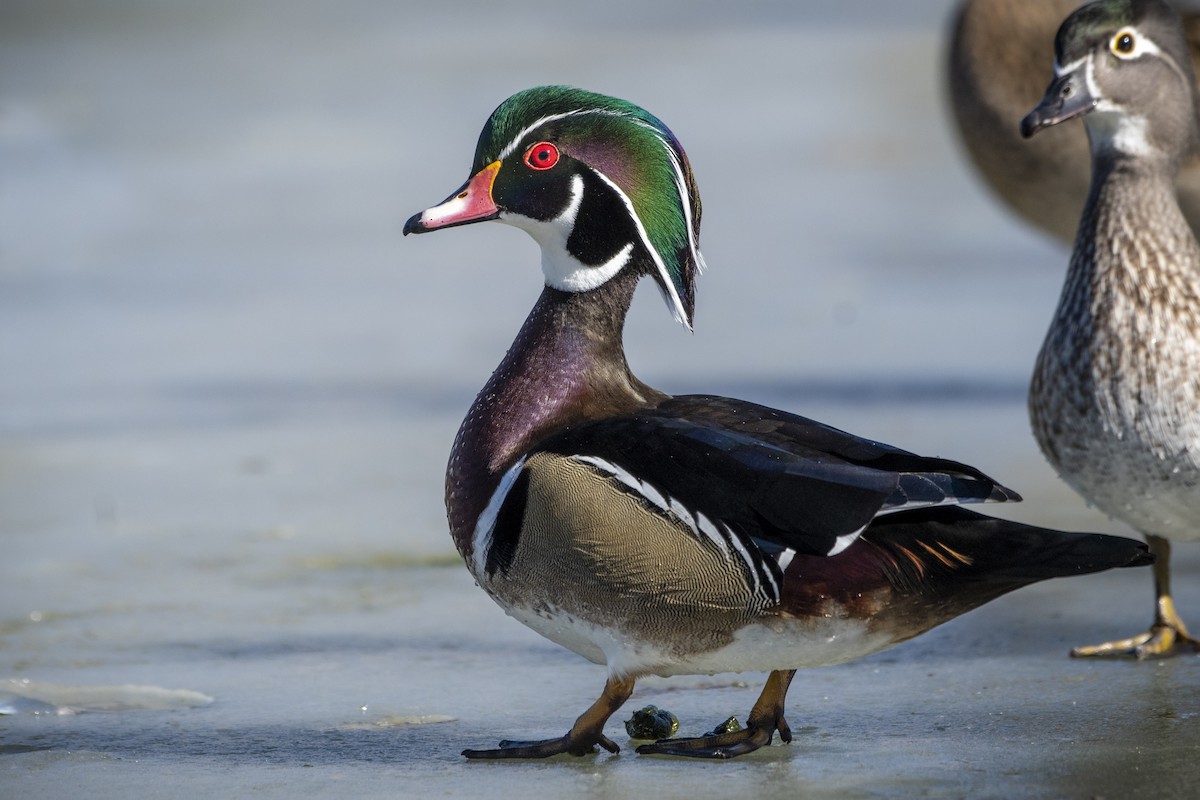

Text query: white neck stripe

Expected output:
[647,122,705,278]
[496,108,703,326]
[500,174,635,292]
[555,172,585,225]
[546,242,634,292]
[589,167,691,326]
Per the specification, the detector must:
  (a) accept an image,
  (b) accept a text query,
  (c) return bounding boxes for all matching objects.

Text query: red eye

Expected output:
[523,141,559,170]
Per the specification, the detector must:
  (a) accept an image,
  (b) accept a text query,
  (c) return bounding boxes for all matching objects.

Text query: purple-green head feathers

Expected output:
[475,86,705,328]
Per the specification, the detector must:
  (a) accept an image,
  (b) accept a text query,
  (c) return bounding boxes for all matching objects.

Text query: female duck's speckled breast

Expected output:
[1032,168,1200,542]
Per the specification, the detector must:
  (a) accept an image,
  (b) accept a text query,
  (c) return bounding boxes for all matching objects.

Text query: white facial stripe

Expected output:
[472,456,527,579]
[627,120,705,324]
[541,170,585,237]
[498,110,702,328]
[1085,54,1102,103]
[1060,28,1188,96]
[496,108,630,162]
[1111,26,1163,60]
[1052,53,1102,110]
[1055,37,1150,157]
[501,173,634,292]
[1051,33,1179,162]
[588,167,692,327]
[1048,53,1102,114]
[1054,54,1088,77]
[549,243,633,291]
[639,120,705,278]
[498,111,583,161]
[1120,30,1193,90]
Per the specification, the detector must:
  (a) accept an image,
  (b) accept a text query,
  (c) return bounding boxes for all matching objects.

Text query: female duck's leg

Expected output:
[1071,535,1200,659]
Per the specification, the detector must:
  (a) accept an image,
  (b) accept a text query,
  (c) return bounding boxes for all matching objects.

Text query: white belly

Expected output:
[504,601,897,678]
[1039,414,1200,543]
[1033,344,1200,542]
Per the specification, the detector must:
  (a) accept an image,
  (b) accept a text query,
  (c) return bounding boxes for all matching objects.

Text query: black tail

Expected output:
[864,506,1152,594]
[779,506,1150,641]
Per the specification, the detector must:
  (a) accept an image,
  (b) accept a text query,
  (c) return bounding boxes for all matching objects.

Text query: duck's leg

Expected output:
[462,674,635,759]
[636,669,796,759]
[1071,535,1199,659]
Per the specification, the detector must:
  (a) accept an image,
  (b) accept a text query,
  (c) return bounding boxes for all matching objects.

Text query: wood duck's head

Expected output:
[405,86,705,329]
[1021,0,1200,166]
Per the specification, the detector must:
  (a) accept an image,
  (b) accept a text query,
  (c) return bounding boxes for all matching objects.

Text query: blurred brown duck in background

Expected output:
[947,0,1200,243]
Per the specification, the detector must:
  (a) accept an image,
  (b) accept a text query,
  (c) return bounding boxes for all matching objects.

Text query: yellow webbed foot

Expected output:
[1071,624,1200,659]
[1072,592,1199,659]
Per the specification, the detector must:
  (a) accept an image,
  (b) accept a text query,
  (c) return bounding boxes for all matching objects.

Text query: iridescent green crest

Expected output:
[477,86,704,328]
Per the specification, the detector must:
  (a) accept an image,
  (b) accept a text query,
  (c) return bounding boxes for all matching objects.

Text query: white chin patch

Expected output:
[500,172,633,293]
[1088,111,1154,157]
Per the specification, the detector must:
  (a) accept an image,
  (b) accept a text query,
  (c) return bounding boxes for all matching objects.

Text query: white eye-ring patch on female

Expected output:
[1108,27,1162,60]
[1111,29,1136,57]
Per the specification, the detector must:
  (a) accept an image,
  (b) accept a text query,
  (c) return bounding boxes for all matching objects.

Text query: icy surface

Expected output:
[2,1,1198,798]
[1,680,213,714]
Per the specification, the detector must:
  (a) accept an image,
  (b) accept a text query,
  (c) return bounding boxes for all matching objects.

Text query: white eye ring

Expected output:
[1109,27,1165,60]
[1111,29,1137,58]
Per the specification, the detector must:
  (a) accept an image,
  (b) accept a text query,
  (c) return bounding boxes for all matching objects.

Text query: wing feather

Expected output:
[532,394,1019,559]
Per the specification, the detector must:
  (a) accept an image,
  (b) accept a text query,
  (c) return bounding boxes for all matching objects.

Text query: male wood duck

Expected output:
[1022,0,1200,658]
[403,85,1152,759]
[947,0,1200,243]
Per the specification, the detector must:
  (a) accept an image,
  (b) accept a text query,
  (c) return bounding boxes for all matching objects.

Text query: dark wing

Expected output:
[533,394,1019,559]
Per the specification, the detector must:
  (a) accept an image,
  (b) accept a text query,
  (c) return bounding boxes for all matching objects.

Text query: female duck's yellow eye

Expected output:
[1112,30,1136,55]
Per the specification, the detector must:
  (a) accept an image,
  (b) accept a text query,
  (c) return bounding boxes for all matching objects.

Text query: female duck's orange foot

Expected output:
[1073,590,1200,659]
[1071,624,1200,659]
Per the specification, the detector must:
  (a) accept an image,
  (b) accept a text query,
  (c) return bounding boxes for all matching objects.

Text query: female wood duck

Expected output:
[947,0,1200,243]
[404,85,1151,759]
[1022,0,1200,658]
